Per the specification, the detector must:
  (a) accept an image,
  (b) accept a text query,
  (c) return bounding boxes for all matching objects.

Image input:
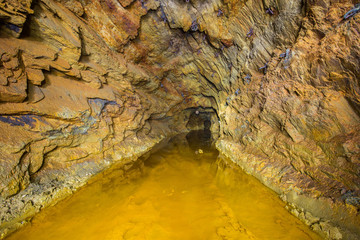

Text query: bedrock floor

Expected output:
[7,132,321,240]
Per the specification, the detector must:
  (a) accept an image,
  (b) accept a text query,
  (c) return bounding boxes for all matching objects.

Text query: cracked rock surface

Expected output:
[0,0,359,239]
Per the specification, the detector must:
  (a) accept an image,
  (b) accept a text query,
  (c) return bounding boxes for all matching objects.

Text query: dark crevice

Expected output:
[198,70,220,92]
[19,0,37,39]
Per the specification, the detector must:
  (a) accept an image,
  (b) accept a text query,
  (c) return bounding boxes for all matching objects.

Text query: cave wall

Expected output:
[0,0,360,239]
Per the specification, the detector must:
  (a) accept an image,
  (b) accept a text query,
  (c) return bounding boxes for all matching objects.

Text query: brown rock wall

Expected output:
[0,0,359,239]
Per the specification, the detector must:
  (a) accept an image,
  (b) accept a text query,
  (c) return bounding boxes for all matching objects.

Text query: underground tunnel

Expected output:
[0,0,360,239]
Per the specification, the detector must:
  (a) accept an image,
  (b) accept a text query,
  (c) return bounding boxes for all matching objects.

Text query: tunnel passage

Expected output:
[185,108,219,132]
[1,0,360,239]
[185,108,219,152]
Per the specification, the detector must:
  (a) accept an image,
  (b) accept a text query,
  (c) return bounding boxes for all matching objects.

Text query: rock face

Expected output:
[0,0,359,239]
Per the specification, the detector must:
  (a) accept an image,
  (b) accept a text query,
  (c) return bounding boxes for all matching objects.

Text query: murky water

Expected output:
[7,132,321,240]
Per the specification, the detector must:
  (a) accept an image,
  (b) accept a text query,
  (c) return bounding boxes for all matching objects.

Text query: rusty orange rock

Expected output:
[0,0,359,239]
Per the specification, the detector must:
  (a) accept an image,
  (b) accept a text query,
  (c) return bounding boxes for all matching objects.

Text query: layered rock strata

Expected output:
[0,0,359,239]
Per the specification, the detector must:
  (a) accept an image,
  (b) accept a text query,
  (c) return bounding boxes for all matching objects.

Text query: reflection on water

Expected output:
[7,132,321,240]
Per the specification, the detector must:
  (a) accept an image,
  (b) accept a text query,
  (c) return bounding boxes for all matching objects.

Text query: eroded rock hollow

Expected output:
[0,0,359,239]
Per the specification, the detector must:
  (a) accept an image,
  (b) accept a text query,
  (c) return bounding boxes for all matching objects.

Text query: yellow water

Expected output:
[7,132,321,240]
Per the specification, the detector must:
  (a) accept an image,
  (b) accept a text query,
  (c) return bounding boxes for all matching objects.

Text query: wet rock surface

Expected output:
[0,0,359,239]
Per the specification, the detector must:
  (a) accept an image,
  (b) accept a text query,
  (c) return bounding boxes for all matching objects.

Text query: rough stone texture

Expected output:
[0,0,33,37]
[0,0,359,239]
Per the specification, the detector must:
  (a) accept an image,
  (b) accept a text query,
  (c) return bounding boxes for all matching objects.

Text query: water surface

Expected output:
[7,132,321,240]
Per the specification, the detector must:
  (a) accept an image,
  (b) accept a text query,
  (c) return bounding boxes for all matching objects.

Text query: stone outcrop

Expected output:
[0,0,359,239]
